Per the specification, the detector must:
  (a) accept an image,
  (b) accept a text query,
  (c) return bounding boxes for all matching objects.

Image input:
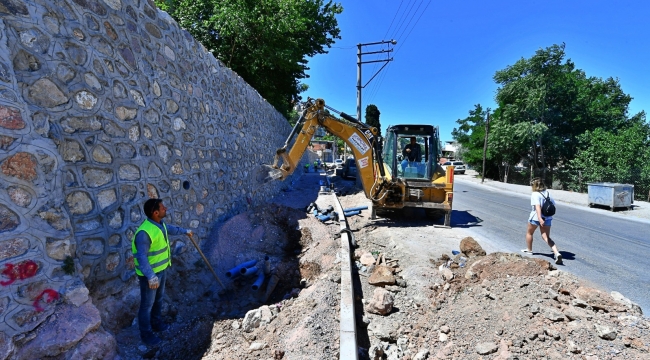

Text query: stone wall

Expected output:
[0,0,303,356]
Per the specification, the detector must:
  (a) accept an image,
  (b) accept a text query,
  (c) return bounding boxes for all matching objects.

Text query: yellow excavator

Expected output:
[262,98,454,226]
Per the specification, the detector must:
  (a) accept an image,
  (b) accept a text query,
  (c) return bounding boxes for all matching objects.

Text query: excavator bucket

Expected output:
[255,164,283,183]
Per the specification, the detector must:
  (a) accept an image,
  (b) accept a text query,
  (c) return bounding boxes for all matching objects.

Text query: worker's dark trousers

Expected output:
[137,269,167,335]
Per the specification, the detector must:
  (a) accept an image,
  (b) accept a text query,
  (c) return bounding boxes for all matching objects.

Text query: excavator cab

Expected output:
[382,125,440,181]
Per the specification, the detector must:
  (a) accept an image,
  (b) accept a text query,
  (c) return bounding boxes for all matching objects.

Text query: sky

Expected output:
[302,0,649,143]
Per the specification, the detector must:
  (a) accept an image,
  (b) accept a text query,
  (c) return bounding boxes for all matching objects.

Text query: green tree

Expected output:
[155,0,343,118]
[493,43,632,180]
[569,112,650,199]
[452,104,492,174]
[364,104,381,135]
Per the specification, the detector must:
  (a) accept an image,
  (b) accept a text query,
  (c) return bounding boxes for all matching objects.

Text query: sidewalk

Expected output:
[454,170,650,223]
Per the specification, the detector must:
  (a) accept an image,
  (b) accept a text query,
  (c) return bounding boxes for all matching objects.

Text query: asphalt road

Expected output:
[451,181,650,314]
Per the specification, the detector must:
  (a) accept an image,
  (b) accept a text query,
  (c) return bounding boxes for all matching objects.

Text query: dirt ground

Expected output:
[114,172,650,359]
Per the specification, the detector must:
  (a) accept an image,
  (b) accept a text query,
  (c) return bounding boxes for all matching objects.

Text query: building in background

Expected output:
[442,140,459,160]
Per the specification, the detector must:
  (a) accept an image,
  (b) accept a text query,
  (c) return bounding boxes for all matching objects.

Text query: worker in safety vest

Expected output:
[132,199,194,346]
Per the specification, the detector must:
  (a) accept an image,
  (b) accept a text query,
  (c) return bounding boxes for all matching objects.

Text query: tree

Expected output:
[364,104,381,135]
[493,43,633,180]
[155,0,343,118]
[569,112,650,199]
[451,104,493,175]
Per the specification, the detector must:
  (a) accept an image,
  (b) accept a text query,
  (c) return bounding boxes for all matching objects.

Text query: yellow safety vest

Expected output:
[131,219,171,276]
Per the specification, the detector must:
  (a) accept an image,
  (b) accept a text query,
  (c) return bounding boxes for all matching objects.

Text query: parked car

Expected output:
[333,159,344,169]
[342,158,357,179]
[443,160,466,174]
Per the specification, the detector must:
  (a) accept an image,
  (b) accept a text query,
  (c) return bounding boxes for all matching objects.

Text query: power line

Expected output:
[383,0,404,40]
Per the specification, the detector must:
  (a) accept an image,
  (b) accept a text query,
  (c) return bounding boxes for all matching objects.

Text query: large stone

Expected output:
[366,287,394,315]
[166,99,179,114]
[102,0,122,11]
[0,237,29,261]
[130,90,145,106]
[105,252,120,272]
[118,164,140,180]
[80,238,104,256]
[115,106,137,121]
[574,286,618,312]
[475,342,498,355]
[84,72,101,90]
[7,186,31,207]
[145,22,162,38]
[46,237,73,260]
[63,140,85,162]
[147,162,162,177]
[94,288,139,332]
[0,104,25,129]
[75,90,98,110]
[56,64,76,83]
[594,324,617,340]
[157,144,170,163]
[65,42,88,65]
[61,116,102,133]
[107,210,123,229]
[97,189,117,209]
[15,302,101,359]
[91,145,112,163]
[64,283,90,307]
[358,251,376,266]
[82,167,113,187]
[242,309,262,332]
[368,265,396,286]
[38,208,70,231]
[460,236,486,257]
[27,78,68,107]
[118,45,136,69]
[66,191,93,214]
[1,152,37,181]
[66,328,118,360]
[0,205,19,233]
[120,184,137,203]
[0,135,15,149]
[147,184,158,199]
[115,143,135,158]
[0,0,29,15]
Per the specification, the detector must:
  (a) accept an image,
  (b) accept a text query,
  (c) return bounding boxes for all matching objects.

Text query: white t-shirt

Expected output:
[529,190,555,221]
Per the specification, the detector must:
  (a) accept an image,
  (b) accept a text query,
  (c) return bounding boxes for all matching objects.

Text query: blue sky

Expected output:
[303,0,649,142]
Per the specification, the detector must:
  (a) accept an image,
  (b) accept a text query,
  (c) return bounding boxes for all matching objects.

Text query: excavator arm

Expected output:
[264,98,389,200]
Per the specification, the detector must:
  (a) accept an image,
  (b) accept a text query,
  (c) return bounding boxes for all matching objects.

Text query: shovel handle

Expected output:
[187,234,225,289]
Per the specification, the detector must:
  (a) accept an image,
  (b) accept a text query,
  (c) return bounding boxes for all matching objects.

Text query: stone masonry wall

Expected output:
[0,0,301,355]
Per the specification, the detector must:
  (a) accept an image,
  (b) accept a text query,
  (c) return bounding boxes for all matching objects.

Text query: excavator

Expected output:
[261,98,454,227]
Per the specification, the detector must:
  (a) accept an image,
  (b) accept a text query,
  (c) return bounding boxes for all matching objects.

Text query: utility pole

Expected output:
[356,39,396,122]
[481,109,490,184]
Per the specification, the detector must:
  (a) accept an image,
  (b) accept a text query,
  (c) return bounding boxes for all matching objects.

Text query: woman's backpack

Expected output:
[540,191,556,217]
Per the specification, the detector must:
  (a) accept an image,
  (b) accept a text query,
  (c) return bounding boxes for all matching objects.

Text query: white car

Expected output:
[443,161,466,174]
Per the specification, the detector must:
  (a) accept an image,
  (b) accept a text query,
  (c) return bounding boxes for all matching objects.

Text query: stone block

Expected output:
[66,191,93,214]
[66,328,118,360]
[91,145,112,163]
[0,237,29,261]
[105,252,120,272]
[82,167,113,187]
[46,237,73,260]
[97,189,117,209]
[118,164,140,180]
[0,204,20,233]
[64,283,89,307]
[1,152,37,181]
[26,78,68,108]
[80,238,103,256]
[0,104,25,129]
[7,186,32,207]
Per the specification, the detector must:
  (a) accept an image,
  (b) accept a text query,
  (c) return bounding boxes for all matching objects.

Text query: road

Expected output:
[451,180,650,314]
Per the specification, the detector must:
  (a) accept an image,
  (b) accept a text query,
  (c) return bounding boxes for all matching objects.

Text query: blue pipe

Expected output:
[343,206,368,212]
[317,214,332,222]
[251,271,265,291]
[225,259,258,278]
[241,266,259,277]
[344,210,361,217]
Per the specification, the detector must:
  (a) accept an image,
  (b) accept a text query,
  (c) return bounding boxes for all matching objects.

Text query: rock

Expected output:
[368,265,396,286]
[460,237,486,257]
[0,331,14,360]
[541,306,565,322]
[359,251,376,266]
[368,318,399,342]
[475,341,498,355]
[0,237,29,261]
[438,333,448,342]
[440,325,450,334]
[260,305,273,324]
[16,303,101,359]
[1,152,37,182]
[94,288,139,332]
[594,324,617,340]
[567,340,581,353]
[413,348,429,360]
[242,309,262,332]
[65,328,117,360]
[365,288,394,315]
[231,321,240,330]
[64,283,89,307]
[439,267,453,281]
[563,306,590,321]
[27,78,68,107]
[574,286,617,312]
[611,291,642,314]
[249,342,266,351]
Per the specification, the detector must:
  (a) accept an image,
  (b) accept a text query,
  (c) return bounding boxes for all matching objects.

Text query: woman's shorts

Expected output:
[529,219,552,227]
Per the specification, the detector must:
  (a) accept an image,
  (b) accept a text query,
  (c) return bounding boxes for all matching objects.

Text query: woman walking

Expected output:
[522,177,563,264]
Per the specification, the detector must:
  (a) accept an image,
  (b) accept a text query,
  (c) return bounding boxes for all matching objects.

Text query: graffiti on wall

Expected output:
[0,260,38,286]
[33,289,59,312]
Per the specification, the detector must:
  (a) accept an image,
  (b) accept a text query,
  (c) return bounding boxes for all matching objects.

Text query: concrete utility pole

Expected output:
[356,40,397,122]
[481,109,490,184]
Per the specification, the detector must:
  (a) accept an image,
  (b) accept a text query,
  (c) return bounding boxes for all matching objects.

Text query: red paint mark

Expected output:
[0,260,39,286]
[33,289,59,312]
